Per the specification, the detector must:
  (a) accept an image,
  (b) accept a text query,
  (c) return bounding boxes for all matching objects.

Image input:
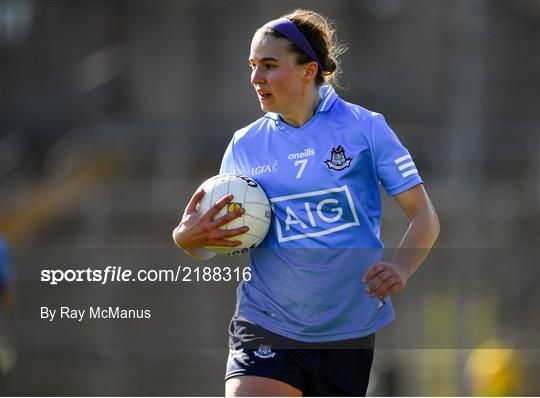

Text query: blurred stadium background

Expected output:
[0,0,538,395]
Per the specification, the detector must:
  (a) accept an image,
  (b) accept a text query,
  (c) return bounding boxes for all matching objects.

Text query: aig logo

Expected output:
[270,186,360,242]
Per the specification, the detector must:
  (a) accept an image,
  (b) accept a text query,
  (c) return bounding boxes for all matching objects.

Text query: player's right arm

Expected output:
[172,187,249,259]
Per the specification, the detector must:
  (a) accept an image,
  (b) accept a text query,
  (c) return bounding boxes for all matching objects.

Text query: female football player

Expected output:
[173,9,439,396]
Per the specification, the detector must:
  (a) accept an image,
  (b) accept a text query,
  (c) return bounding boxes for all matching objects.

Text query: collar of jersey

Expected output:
[263,85,338,126]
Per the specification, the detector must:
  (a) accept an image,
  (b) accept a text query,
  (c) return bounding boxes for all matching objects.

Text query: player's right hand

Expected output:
[172,187,249,251]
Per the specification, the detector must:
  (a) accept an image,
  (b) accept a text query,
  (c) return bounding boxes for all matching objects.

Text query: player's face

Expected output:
[249,33,309,115]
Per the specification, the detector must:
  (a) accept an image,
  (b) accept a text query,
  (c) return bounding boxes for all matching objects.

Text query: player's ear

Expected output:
[303,61,318,82]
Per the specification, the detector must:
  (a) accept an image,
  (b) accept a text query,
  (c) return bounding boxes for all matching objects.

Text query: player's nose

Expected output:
[251,67,266,85]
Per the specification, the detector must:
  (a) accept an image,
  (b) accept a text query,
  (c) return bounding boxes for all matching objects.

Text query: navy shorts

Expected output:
[225,316,375,396]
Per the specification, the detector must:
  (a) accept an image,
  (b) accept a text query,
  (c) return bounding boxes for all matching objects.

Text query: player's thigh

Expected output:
[225,375,302,397]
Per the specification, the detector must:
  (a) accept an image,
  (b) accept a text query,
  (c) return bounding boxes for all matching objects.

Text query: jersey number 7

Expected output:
[294,159,308,179]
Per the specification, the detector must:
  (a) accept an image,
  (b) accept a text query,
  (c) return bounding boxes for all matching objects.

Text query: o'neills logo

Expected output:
[288,148,315,160]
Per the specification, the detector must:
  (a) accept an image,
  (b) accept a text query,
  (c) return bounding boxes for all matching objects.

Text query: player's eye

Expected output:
[248,63,275,71]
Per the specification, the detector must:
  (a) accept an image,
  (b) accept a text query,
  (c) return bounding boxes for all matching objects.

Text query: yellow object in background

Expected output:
[465,339,524,396]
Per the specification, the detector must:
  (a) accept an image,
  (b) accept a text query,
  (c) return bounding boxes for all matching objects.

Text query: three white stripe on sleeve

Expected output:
[394,154,418,178]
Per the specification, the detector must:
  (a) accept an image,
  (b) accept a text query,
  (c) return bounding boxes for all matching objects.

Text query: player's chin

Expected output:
[259,99,276,113]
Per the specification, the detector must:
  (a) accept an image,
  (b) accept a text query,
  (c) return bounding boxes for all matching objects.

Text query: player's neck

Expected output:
[280,87,321,128]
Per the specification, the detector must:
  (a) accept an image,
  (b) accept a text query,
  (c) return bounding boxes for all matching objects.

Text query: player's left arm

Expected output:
[364,184,440,298]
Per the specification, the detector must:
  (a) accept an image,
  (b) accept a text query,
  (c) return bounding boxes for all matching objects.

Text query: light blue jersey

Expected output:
[220,85,422,342]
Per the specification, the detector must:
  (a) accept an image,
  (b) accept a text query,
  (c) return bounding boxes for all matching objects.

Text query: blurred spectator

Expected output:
[0,235,16,376]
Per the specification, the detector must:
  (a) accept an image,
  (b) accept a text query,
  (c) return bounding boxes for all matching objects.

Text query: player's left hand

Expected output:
[363,262,408,298]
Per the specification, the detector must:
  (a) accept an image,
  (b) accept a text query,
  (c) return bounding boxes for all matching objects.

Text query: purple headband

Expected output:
[265,18,323,73]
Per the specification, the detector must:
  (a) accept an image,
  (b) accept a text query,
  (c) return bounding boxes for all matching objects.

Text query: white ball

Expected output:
[198,173,272,255]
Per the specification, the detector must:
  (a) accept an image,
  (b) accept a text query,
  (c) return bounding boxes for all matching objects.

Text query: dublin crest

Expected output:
[325,145,352,170]
[254,342,276,359]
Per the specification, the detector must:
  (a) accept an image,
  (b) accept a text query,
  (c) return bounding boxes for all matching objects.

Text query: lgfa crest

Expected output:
[254,342,276,359]
[325,145,352,170]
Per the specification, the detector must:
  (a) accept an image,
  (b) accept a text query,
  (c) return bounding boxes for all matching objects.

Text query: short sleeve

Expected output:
[219,137,237,174]
[371,114,423,196]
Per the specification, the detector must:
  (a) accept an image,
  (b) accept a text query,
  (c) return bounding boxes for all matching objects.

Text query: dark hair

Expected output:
[258,9,348,88]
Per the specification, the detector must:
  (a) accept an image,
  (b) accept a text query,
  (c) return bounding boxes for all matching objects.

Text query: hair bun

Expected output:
[261,9,348,88]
